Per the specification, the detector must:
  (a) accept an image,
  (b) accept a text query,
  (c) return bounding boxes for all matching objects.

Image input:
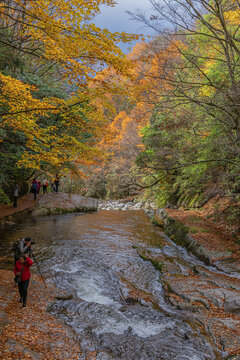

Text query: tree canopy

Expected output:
[81,0,240,219]
[0,0,139,201]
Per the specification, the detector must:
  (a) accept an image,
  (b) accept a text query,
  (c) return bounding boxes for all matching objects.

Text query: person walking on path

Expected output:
[37,180,41,194]
[51,181,55,192]
[13,185,18,208]
[54,175,59,192]
[42,178,48,194]
[31,178,38,200]
[14,254,33,307]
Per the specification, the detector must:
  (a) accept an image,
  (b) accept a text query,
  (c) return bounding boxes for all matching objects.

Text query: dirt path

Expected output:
[0,194,41,220]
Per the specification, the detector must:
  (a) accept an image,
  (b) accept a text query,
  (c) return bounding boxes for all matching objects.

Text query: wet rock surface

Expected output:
[98,201,235,269]
[1,210,240,358]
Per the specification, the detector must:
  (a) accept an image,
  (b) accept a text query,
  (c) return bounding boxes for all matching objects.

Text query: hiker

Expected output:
[42,178,48,194]
[13,184,18,208]
[31,178,38,200]
[51,181,55,192]
[37,180,41,194]
[14,254,33,307]
[13,237,33,264]
[54,175,59,192]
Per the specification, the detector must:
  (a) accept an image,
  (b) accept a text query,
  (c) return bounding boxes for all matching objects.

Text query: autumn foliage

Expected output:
[81,1,240,218]
[0,0,141,201]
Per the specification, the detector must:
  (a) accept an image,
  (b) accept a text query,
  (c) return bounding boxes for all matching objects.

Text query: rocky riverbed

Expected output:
[98,200,239,266]
[1,197,240,358]
[95,200,240,357]
[97,200,156,211]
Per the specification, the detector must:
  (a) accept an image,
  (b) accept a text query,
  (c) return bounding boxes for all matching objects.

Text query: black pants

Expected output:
[33,190,37,200]
[18,279,30,303]
[55,182,59,192]
[13,196,18,207]
[43,185,47,193]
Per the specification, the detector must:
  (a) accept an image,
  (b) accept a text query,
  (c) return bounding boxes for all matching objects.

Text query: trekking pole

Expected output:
[31,251,47,288]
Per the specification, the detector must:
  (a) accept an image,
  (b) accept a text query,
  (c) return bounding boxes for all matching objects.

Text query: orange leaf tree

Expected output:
[0,0,139,173]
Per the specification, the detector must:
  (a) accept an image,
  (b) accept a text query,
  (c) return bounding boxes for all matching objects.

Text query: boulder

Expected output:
[144,209,155,218]
[224,296,240,314]
[133,205,139,210]
[98,203,106,210]
[126,202,135,207]
[133,203,142,210]
[150,202,157,209]
[156,209,168,219]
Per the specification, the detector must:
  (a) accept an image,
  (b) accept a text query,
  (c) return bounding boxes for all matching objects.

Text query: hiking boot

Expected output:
[19,298,23,303]
[22,302,26,307]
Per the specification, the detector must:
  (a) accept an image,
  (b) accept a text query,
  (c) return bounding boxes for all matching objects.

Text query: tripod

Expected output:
[31,251,47,288]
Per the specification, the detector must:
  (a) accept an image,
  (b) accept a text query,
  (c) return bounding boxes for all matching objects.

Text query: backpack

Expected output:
[32,182,37,190]
[12,240,21,257]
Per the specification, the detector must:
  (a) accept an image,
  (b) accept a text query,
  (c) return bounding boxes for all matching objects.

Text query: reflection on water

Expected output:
[0,211,214,359]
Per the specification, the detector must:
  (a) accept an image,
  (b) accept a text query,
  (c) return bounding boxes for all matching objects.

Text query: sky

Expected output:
[95,0,156,51]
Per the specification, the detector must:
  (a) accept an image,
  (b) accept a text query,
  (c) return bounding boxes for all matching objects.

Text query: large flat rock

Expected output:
[32,193,98,215]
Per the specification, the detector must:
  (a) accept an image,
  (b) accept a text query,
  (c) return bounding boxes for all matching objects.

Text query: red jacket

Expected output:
[14,257,33,281]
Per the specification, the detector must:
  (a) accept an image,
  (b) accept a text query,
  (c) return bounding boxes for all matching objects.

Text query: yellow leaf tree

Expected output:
[0,0,139,172]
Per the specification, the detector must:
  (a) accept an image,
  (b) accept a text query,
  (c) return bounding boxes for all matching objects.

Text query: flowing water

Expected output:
[1,211,216,359]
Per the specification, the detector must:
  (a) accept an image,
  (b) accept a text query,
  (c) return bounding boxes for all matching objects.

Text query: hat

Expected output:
[25,237,31,242]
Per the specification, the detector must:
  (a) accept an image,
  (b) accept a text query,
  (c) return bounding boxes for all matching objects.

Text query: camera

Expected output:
[25,237,35,245]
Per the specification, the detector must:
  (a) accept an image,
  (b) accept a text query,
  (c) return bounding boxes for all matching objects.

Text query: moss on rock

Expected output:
[151,215,165,228]
[165,219,189,247]
[138,252,164,273]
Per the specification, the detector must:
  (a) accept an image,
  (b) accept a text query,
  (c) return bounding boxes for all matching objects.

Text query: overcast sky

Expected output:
[95,0,155,51]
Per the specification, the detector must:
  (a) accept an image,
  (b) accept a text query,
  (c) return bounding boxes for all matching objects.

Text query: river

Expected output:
[1,210,220,359]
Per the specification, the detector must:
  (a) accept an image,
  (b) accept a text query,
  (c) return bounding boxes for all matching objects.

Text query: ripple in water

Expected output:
[0,211,215,359]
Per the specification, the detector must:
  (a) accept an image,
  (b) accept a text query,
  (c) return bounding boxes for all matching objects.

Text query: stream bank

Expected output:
[0,270,84,360]
[98,199,240,266]
[0,193,98,229]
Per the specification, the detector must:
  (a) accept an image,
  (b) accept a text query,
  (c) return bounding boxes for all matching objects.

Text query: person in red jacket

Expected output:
[14,254,33,307]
